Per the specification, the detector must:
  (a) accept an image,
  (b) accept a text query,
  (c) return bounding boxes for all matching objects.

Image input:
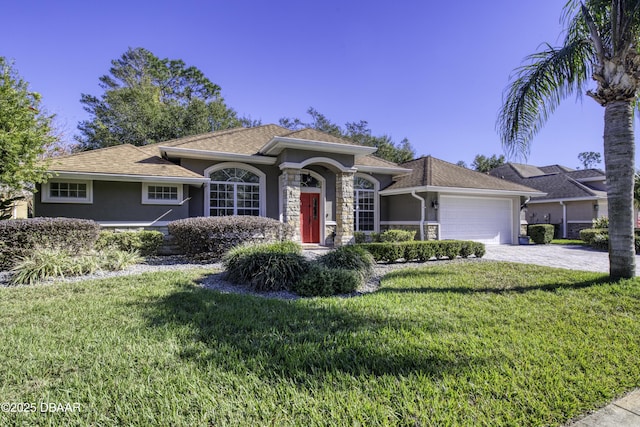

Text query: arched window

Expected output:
[354,176,376,232]
[209,167,262,216]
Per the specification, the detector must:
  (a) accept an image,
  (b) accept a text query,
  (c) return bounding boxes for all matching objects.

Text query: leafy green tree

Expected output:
[456,160,468,168]
[76,47,249,150]
[280,108,415,164]
[471,154,506,173]
[0,57,54,217]
[577,151,602,169]
[497,0,640,279]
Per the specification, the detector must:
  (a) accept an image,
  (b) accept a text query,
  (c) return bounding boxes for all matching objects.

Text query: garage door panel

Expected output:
[439,196,512,244]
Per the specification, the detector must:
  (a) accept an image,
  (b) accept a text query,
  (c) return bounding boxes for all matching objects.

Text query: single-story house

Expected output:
[35,125,543,245]
[488,163,607,238]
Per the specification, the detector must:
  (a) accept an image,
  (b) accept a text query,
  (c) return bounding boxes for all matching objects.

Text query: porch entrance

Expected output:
[300,193,320,243]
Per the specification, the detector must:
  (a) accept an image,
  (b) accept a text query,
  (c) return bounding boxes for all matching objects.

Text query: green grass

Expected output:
[551,239,586,245]
[1,262,639,426]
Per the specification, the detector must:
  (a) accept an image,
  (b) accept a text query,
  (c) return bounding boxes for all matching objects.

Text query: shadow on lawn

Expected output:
[378,268,611,294]
[142,278,491,381]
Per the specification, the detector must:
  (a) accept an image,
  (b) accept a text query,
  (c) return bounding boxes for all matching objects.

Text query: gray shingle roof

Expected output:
[383,156,541,193]
[47,144,206,180]
[47,125,404,179]
[488,163,606,201]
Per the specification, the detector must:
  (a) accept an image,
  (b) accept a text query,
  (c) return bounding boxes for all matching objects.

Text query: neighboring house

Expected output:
[35,125,542,245]
[488,163,607,238]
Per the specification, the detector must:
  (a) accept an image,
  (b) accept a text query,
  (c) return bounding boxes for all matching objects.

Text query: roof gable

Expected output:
[488,162,606,201]
[382,156,542,195]
[47,144,205,181]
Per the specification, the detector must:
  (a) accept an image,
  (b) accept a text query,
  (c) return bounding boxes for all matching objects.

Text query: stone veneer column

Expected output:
[281,168,301,242]
[335,171,355,246]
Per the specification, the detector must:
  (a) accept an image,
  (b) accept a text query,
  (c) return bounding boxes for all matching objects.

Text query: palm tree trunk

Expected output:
[603,100,636,279]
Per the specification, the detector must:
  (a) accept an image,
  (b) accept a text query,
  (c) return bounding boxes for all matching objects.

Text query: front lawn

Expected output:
[1,262,639,426]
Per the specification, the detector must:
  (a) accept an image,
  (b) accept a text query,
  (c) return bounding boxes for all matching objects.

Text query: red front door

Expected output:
[300,193,320,243]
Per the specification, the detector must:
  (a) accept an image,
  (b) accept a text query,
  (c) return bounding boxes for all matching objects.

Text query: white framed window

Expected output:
[354,175,378,232]
[205,163,266,217]
[142,183,183,205]
[42,180,93,204]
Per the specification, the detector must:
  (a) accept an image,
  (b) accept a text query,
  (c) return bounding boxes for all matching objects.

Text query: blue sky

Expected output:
[3,0,632,168]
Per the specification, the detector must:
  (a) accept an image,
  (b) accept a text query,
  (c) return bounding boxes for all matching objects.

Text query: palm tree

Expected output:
[634,171,640,209]
[498,0,640,279]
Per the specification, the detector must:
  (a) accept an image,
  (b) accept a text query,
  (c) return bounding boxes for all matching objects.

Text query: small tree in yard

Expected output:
[0,57,55,218]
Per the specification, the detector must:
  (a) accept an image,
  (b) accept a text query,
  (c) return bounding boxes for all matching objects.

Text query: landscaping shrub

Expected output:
[528,224,555,244]
[292,265,361,297]
[0,218,101,270]
[579,229,640,253]
[459,241,474,258]
[359,242,405,263]
[316,245,374,282]
[379,229,416,242]
[9,247,142,285]
[353,231,367,244]
[592,216,609,229]
[402,242,420,262]
[222,241,307,291]
[472,242,486,258]
[580,228,608,245]
[96,230,164,256]
[168,216,294,258]
[442,240,461,259]
[359,240,485,263]
[590,233,609,251]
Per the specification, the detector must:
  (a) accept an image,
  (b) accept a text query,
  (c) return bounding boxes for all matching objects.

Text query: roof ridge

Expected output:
[51,143,138,160]
[566,176,598,196]
[281,127,360,146]
[145,124,287,149]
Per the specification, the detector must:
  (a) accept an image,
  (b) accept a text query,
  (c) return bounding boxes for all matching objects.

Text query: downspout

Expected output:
[411,191,426,241]
[521,197,531,236]
[560,201,567,238]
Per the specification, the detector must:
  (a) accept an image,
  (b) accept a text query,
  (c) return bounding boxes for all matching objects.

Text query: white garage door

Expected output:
[439,196,513,244]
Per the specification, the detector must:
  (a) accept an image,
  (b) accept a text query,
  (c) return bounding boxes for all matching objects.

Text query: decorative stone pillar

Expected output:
[281,168,301,242]
[335,171,355,246]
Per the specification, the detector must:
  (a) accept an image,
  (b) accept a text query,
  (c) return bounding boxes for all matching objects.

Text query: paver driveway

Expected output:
[484,244,640,275]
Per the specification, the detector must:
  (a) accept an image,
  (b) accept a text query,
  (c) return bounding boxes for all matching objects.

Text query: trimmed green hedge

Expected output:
[580,228,640,253]
[354,229,416,244]
[0,218,101,270]
[358,240,485,263]
[168,216,294,258]
[579,228,608,245]
[95,230,164,256]
[528,224,554,244]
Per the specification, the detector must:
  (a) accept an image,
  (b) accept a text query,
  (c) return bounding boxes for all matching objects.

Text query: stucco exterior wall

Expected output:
[278,149,355,168]
[35,181,190,222]
[526,202,564,225]
[381,193,421,222]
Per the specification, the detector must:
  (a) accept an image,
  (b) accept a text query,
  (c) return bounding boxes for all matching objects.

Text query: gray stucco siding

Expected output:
[35,181,190,222]
[278,149,355,169]
[381,193,422,222]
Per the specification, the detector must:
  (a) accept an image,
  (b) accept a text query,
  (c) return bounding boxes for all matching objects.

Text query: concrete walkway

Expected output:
[484,244,640,426]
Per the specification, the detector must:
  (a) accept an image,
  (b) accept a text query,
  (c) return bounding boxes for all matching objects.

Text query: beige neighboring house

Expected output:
[34,125,543,245]
[489,163,607,238]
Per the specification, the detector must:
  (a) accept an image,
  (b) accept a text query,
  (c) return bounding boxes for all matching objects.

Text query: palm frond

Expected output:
[497,39,593,159]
